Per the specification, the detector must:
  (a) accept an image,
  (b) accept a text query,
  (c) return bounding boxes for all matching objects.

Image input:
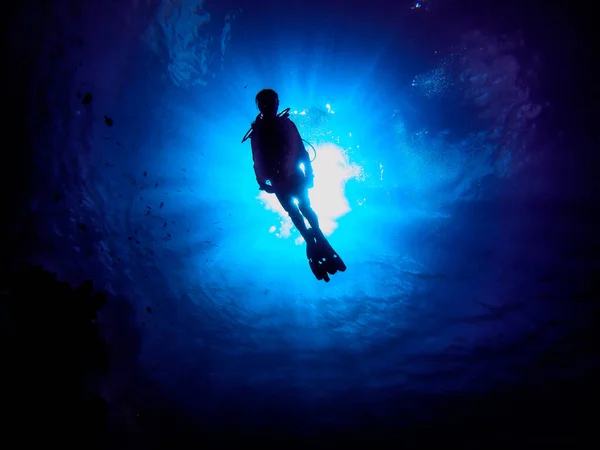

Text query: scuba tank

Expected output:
[242,107,316,162]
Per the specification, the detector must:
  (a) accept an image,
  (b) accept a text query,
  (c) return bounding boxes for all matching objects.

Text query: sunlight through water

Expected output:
[257,142,362,244]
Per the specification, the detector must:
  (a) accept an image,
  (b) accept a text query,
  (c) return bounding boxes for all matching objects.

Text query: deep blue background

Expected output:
[2,0,598,447]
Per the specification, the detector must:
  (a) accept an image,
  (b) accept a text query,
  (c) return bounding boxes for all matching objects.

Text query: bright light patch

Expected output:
[258,143,361,243]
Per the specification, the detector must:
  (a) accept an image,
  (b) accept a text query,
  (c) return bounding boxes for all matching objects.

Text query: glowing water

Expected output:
[257,143,362,243]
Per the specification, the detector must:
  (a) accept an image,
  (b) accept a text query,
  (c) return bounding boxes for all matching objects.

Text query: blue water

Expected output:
[5,0,597,443]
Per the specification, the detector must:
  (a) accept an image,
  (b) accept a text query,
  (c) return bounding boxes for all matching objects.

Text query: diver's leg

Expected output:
[296,190,324,240]
[276,191,312,242]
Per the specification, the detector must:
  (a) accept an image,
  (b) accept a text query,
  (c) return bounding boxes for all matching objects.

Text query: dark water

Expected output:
[1,0,598,447]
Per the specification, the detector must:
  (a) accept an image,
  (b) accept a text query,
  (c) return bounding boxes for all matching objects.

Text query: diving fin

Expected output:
[306,229,346,282]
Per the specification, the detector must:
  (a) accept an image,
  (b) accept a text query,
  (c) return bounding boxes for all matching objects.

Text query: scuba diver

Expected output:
[242,88,346,282]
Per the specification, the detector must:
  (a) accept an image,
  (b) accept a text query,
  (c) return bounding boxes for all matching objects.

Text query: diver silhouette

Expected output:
[243,89,346,282]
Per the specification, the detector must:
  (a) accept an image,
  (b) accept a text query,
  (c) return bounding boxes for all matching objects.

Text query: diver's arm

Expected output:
[291,122,314,180]
[251,137,269,187]
[300,145,313,179]
[285,120,311,177]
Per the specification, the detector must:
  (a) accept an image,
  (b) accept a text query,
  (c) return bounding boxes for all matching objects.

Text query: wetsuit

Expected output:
[250,115,320,239]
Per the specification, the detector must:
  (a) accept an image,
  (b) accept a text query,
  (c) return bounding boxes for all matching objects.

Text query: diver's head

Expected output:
[256,89,279,117]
